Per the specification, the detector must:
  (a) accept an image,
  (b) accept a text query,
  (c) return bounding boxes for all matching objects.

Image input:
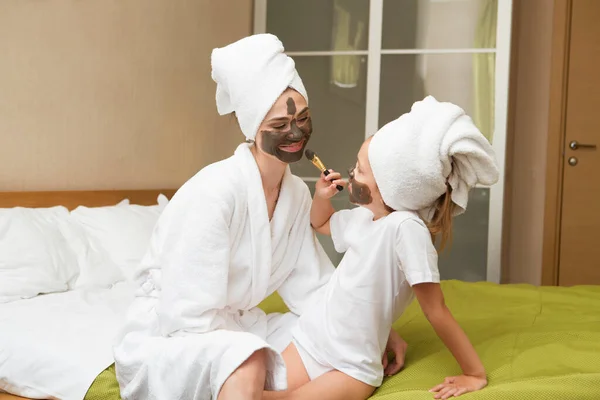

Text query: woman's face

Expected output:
[255,89,311,164]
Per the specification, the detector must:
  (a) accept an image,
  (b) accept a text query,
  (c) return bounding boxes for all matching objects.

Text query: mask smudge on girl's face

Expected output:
[348,166,373,205]
[259,97,312,163]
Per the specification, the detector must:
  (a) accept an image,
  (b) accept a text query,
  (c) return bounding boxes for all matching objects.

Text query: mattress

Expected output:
[85,280,600,399]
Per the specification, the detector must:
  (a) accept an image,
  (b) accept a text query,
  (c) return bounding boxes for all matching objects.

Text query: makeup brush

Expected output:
[304,149,343,191]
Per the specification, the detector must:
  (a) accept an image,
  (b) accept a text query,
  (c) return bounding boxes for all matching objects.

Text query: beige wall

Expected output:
[505,0,555,284]
[0,0,252,191]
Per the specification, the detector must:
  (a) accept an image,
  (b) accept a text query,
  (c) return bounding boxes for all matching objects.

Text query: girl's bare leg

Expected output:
[264,342,375,400]
[263,342,310,399]
[266,369,376,400]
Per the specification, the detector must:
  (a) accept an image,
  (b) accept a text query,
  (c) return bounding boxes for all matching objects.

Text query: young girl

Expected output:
[266,96,499,400]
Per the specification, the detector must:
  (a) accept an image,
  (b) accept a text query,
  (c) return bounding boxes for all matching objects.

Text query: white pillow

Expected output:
[0,206,79,303]
[67,194,168,287]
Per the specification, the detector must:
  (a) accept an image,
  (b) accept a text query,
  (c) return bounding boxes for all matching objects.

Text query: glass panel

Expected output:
[290,56,367,178]
[382,0,497,49]
[439,188,490,281]
[308,183,355,267]
[267,0,369,52]
[378,53,496,141]
[307,186,489,280]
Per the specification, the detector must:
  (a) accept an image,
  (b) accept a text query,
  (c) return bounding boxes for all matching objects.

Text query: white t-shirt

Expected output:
[292,207,440,386]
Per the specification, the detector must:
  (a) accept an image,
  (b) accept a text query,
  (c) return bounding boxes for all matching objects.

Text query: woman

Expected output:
[113,34,406,400]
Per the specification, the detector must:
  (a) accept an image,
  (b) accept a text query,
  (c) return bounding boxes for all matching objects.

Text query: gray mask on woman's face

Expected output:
[258,98,312,163]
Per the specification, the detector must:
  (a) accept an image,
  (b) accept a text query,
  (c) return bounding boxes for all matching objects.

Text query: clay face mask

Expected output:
[348,167,373,205]
[259,97,312,163]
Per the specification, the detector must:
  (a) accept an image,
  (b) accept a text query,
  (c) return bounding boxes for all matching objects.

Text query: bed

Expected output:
[82,280,600,400]
[1,191,600,399]
[0,190,174,400]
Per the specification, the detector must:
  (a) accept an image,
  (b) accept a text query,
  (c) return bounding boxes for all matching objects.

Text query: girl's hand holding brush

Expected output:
[304,149,345,197]
[315,169,346,200]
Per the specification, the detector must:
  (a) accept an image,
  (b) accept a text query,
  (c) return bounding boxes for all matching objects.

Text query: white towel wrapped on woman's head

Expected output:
[211,33,308,140]
[368,96,499,218]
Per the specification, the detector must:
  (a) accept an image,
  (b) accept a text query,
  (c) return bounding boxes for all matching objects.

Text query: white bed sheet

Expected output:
[0,281,136,400]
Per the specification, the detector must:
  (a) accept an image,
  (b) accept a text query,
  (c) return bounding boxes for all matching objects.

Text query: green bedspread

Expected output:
[85,280,600,399]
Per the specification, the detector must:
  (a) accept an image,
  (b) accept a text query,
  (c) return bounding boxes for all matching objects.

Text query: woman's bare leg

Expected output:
[218,349,267,400]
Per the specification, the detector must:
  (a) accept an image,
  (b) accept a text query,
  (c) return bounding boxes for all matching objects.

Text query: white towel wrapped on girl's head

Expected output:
[368,96,499,218]
[211,33,308,140]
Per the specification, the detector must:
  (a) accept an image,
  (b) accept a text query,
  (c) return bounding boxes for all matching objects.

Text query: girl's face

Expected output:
[255,88,311,164]
[348,138,390,217]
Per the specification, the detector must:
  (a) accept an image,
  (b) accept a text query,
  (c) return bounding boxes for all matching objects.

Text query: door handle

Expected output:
[569,140,597,150]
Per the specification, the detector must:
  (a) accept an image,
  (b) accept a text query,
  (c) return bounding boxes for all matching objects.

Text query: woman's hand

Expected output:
[314,170,345,200]
[429,374,487,399]
[382,329,408,376]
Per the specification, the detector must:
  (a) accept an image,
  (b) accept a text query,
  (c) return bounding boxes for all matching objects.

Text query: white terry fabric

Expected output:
[211,33,308,140]
[0,281,136,400]
[293,207,439,386]
[368,96,499,217]
[114,143,334,400]
[0,206,78,303]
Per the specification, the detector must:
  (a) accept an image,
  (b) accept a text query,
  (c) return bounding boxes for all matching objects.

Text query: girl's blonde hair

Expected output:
[426,183,456,252]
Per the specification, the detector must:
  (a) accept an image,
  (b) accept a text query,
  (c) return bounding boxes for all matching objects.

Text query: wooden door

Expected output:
[558,0,600,285]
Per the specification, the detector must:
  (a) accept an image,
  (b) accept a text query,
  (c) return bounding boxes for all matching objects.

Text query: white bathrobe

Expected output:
[113,143,334,400]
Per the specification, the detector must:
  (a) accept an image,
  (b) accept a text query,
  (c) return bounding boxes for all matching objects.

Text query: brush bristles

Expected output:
[304,149,315,161]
